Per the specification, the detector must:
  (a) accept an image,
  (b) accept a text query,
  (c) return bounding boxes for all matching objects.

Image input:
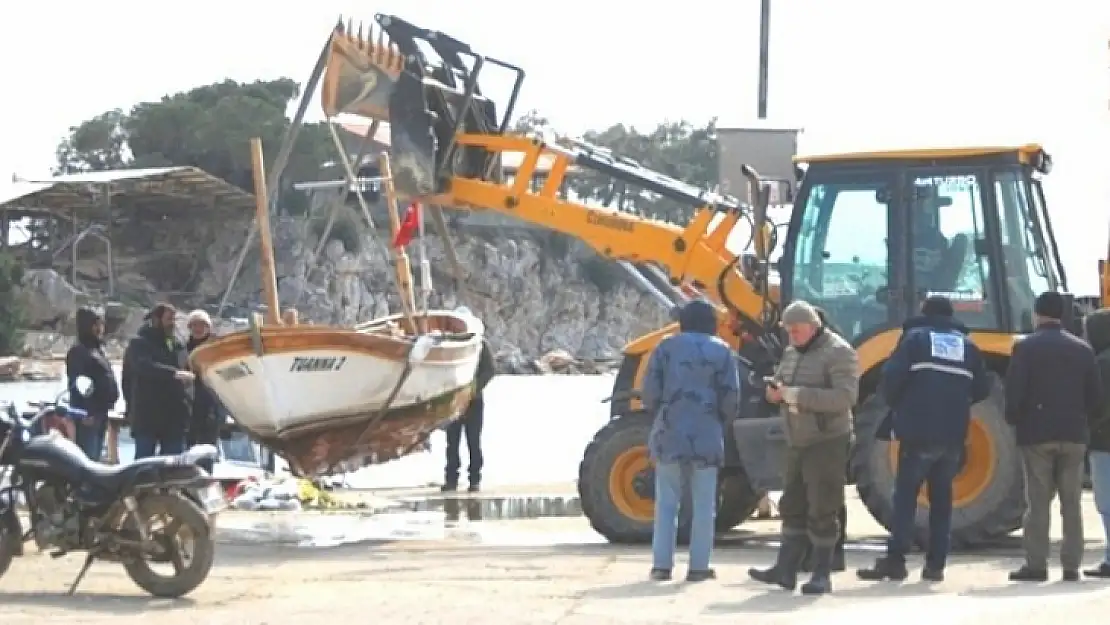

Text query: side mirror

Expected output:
[74,376,95,398]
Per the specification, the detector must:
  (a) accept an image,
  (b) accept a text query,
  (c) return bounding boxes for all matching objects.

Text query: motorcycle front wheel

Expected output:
[0,519,16,579]
[121,492,215,598]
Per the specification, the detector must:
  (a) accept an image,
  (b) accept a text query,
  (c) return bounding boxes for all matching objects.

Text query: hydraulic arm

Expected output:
[321,14,781,341]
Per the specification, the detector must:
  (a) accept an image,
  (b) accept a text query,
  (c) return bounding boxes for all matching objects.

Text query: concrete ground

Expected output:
[4,488,1110,624]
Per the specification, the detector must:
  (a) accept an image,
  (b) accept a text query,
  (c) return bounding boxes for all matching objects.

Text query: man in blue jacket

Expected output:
[857,295,990,582]
[642,299,741,583]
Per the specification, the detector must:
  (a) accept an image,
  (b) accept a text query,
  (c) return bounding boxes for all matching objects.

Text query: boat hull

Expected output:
[190,311,483,475]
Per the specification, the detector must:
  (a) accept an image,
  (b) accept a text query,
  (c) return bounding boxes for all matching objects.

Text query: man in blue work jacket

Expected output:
[857,295,991,582]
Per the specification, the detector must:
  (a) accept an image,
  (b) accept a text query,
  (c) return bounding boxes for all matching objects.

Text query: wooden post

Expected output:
[249,138,283,326]
[378,153,420,332]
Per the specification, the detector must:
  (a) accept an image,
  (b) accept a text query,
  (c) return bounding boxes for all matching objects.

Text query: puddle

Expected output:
[398,495,583,521]
[214,494,594,548]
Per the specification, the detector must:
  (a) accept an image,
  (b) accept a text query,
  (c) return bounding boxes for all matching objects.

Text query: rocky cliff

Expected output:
[20,207,671,371]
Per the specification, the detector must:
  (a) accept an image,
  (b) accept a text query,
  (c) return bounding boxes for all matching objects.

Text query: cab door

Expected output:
[735,166,905,492]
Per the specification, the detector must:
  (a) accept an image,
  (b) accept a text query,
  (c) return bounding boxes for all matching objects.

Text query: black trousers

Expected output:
[445,396,484,485]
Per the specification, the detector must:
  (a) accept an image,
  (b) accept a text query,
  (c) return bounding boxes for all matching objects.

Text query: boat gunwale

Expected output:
[189,311,483,375]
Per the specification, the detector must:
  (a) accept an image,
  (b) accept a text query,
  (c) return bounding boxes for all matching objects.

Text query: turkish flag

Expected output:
[392,202,421,248]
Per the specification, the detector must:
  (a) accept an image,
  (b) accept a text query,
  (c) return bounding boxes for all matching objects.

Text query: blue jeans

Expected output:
[134,432,186,459]
[887,442,962,569]
[651,462,717,571]
[74,416,107,462]
[1089,451,1110,565]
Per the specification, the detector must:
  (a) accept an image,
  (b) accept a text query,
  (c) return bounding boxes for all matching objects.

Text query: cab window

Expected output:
[790,179,890,342]
[908,173,992,329]
[994,169,1056,331]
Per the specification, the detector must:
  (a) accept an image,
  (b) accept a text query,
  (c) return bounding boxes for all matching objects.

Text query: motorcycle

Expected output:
[0,376,225,597]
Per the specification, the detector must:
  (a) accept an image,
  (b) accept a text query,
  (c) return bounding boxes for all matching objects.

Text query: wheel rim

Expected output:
[887,416,995,508]
[608,446,654,522]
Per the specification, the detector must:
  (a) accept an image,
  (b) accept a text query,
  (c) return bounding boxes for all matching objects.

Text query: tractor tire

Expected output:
[852,372,1024,549]
[714,474,763,532]
[578,414,765,543]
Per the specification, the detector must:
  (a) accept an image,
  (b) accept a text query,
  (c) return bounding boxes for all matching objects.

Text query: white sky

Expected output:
[0,0,1107,291]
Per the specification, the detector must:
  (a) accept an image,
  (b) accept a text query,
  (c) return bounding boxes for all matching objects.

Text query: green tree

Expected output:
[55,79,336,212]
[568,119,719,224]
[0,253,25,356]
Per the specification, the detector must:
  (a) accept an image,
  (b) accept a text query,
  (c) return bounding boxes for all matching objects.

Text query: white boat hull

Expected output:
[189,310,485,475]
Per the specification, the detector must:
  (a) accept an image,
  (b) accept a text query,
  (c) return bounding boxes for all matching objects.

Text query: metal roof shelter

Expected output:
[0,166,255,299]
[2,166,255,216]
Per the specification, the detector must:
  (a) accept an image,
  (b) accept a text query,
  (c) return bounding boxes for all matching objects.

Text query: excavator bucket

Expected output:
[322,14,525,198]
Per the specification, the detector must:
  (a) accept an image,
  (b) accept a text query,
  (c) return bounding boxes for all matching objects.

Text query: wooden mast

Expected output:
[249,137,283,325]
[378,152,420,333]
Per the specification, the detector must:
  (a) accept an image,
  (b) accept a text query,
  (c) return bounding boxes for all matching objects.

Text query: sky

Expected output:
[0,0,1107,291]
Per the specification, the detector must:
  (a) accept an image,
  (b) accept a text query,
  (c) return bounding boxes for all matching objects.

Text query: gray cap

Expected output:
[781,301,822,326]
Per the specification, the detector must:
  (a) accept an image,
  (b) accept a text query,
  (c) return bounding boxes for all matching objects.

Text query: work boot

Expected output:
[801,539,846,572]
[440,482,458,493]
[856,556,909,581]
[800,545,835,595]
[467,483,480,493]
[749,534,807,591]
[1008,566,1048,582]
[1084,562,1110,578]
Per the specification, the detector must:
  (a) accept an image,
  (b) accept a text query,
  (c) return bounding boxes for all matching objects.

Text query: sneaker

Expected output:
[649,568,672,581]
[1008,566,1048,582]
[686,569,716,582]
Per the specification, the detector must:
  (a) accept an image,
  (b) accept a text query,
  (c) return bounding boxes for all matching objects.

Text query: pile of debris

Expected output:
[496,348,620,375]
[228,475,367,511]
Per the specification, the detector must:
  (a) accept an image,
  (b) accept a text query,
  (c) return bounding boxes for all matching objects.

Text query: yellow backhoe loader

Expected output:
[302,14,1075,549]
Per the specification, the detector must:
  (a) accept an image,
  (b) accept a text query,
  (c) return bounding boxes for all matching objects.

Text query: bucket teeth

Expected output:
[356,22,364,49]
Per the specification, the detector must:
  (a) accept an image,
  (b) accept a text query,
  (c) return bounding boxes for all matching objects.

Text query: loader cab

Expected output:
[779,145,1065,343]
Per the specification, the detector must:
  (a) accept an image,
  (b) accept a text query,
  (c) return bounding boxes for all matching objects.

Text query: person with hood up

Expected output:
[185,309,224,473]
[1084,308,1110,578]
[642,299,740,583]
[749,300,859,595]
[857,295,990,583]
[122,303,194,459]
[65,307,121,460]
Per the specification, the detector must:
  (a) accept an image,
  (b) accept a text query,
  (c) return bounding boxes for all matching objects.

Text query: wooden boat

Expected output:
[192,140,485,477]
[189,311,483,476]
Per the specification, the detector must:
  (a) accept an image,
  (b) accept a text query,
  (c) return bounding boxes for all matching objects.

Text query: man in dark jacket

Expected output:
[443,322,496,493]
[1083,308,1110,578]
[857,295,990,582]
[123,303,194,459]
[643,299,740,583]
[66,307,121,461]
[1006,291,1102,582]
[185,309,223,473]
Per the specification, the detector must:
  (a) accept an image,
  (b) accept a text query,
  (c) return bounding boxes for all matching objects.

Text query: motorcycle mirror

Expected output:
[74,376,95,397]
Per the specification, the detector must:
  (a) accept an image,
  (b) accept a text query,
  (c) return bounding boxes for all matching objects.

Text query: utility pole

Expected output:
[757,0,771,119]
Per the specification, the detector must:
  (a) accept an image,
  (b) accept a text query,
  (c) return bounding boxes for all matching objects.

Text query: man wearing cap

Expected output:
[857,295,991,583]
[1005,291,1102,582]
[66,307,120,460]
[749,300,859,595]
[122,303,194,459]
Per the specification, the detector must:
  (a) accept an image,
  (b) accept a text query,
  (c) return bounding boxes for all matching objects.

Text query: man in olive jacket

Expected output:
[749,300,859,595]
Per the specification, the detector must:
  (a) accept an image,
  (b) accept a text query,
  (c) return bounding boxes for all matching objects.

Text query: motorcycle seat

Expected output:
[23,435,203,494]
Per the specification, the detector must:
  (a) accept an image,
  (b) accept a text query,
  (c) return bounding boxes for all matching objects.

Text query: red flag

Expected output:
[392,202,421,248]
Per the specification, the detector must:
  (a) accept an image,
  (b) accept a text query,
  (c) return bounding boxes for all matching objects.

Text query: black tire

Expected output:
[579,415,656,543]
[0,520,16,580]
[122,493,216,598]
[852,372,1024,549]
[578,414,764,543]
[714,474,763,532]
